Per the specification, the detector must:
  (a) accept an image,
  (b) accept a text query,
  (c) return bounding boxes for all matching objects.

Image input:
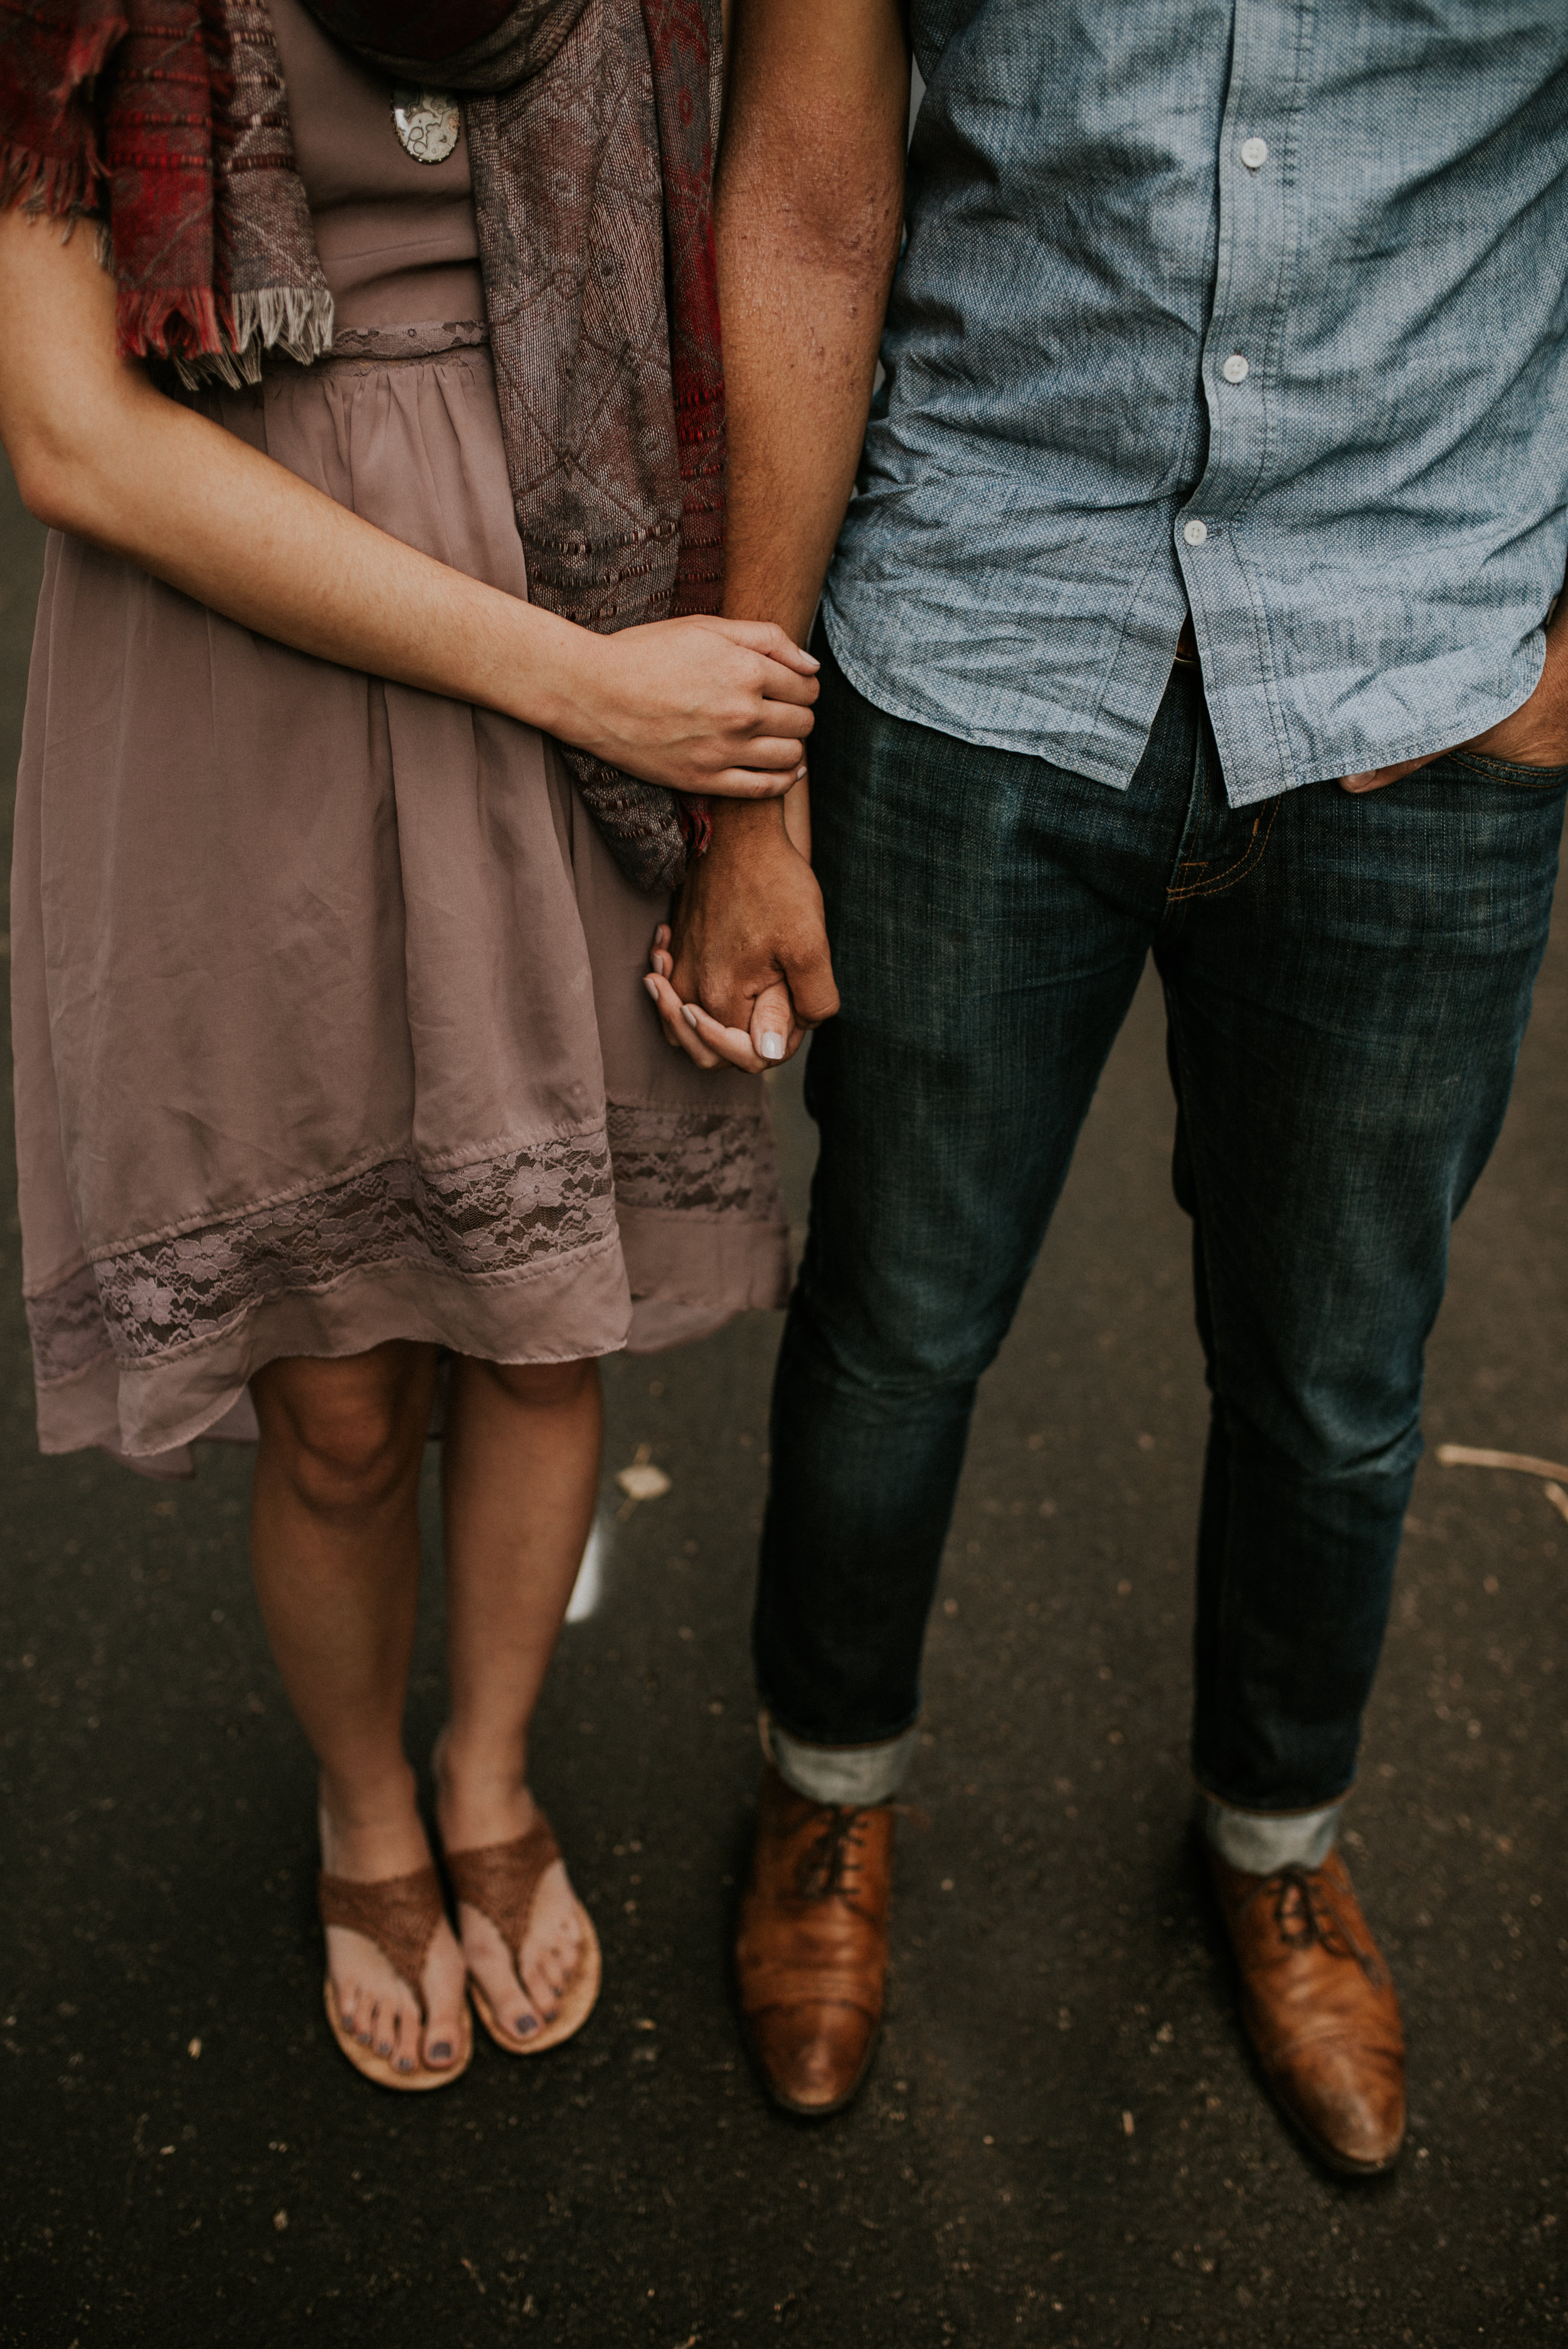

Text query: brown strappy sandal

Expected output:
[318,1864,473,2092]
[445,1815,602,2055]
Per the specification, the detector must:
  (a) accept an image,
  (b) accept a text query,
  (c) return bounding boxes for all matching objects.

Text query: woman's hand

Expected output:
[559,618,818,797]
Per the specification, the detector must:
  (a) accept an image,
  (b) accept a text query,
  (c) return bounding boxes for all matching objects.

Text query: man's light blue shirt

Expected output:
[821,1,1568,805]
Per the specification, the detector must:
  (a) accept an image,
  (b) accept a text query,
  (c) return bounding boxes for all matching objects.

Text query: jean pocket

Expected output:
[1446,748,1568,789]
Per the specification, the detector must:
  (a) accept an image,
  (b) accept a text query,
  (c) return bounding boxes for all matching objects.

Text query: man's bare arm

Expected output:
[719,0,909,640]
[653,0,910,1071]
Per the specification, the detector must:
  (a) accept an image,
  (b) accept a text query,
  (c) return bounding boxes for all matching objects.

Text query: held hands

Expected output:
[1341,595,1568,793]
[564,616,818,797]
[645,923,795,1071]
[643,800,839,1074]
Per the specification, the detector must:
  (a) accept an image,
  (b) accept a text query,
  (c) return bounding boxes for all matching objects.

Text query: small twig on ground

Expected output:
[1434,1443,1568,1482]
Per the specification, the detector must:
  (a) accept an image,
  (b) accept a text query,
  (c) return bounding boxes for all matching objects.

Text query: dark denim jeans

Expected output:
[756,641,1567,1814]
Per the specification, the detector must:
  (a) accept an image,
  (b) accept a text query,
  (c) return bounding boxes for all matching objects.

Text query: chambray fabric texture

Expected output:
[754,647,1568,1810]
[822,0,1568,805]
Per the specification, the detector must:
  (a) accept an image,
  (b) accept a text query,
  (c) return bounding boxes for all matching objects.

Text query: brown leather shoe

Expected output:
[1209,1844,1406,2176]
[736,1764,894,2117]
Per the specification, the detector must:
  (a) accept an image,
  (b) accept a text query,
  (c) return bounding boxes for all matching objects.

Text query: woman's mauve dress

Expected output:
[9,0,788,1475]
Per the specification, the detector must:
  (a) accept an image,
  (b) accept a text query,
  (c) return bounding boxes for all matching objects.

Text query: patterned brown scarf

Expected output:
[0,0,724,891]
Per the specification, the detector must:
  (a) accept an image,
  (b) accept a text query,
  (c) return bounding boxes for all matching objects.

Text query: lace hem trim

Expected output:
[606,1102,781,1219]
[25,1105,780,1387]
[26,1132,615,1384]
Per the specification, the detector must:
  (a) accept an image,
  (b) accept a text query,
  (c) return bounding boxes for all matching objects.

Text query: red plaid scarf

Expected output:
[0,0,724,889]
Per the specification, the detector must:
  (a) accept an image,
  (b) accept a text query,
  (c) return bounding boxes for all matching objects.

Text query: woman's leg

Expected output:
[435,1354,603,2039]
[250,1339,469,2074]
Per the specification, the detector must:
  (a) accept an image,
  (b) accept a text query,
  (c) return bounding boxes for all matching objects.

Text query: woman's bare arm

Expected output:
[0,207,816,796]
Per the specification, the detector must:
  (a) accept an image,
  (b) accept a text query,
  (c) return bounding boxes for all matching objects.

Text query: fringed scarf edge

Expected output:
[0,134,98,222]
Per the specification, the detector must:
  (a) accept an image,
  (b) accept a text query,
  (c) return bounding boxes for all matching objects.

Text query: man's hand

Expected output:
[1341,595,1568,793]
[643,798,839,1073]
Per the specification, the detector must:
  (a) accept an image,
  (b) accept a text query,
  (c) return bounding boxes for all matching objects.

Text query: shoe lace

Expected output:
[1264,1864,1386,1983]
[793,1806,871,1902]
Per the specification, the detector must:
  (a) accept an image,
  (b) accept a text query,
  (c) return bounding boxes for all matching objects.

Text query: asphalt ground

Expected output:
[2,462,1565,2348]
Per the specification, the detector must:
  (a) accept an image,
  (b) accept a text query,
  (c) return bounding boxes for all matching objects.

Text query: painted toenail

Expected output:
[516,2015,539,2037]
[429,2041,453,2061]
[397,2056,414,2072]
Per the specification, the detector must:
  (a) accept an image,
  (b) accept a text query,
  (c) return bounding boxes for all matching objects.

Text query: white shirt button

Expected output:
[1182,519,1209,548]
[1221,353,1250,384]
[1241,136,1269,170]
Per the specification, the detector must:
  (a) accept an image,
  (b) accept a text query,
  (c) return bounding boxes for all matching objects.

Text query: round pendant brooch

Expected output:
[391,86,460,166]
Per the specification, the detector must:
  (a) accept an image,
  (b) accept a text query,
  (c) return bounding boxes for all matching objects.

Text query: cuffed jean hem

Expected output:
[760,1710,920,1807]
[1200,1793,1342,1874]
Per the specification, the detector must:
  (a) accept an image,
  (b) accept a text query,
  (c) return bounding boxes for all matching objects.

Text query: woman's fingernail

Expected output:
[759,1034,785,1061]
[644,975,659,997]
[682,1005,699,1028]
[801,653,820,669]
[795,764,807,779]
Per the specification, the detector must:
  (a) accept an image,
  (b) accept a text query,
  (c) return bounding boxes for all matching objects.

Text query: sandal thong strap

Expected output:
[318,1864,445,2019]
[445,1818,561,1961]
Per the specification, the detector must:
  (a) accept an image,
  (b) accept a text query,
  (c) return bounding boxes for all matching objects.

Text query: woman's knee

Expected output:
[255,1348,430,1514]
[289,1406,413,1514]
